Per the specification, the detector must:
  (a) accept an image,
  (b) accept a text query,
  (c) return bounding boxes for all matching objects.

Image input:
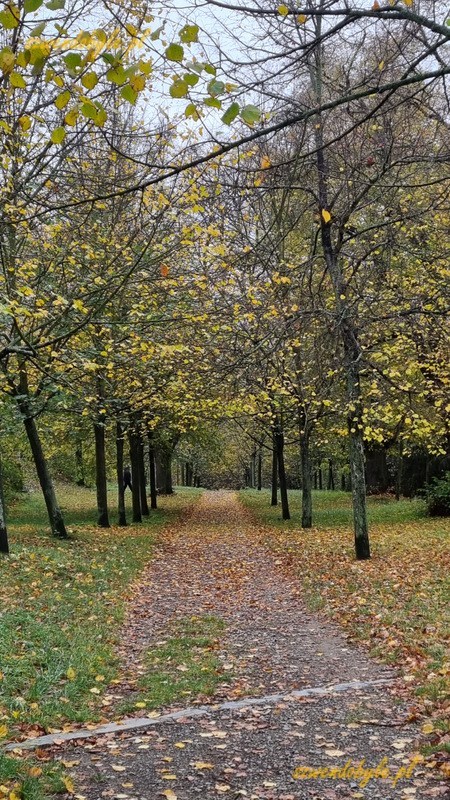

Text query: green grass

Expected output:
[118,615,227,714]
[0,483,201,798]
[0,754,66,800]
[0,484,201,735]
[240,488,449,743]
[241,488,426,529]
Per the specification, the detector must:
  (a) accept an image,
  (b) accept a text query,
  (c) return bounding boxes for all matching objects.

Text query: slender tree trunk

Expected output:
[311,36,370,560]
[16,367,67,538]
[271,433,278,506]
[139,441,149,516]
[148,435,157,510]
[300,424,312,529]
[116,421,127,526]
[396,441,404,501]
[75,438,86,486]
[318,466,323,490]
[0,455,9,554]
[275,424,290,520]
[327,459,335,490]
[128,428,142,523]
[23,411,68,537]
[181,462,185,486]
[156,449,174,494]
[94,420,110,528]
[257,449,262,491]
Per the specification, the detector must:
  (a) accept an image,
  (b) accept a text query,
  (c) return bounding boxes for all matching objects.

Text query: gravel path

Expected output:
[53,492,448,799]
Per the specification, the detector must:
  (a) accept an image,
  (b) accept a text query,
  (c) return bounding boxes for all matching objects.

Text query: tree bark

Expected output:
[75,438,86,486]
[0,455,9,554]
[23,411,68,537]
[275,423,290,520]
[327,459,335,490]
[15,366,67,538]
[94,420,110,528]
[257,449,262,491]
[271,433,278,506]
[156,448,174,495]
[148,435,157,509]
[138,440,149,516]
[300,424,312,529]
[116,421,127,526]
[311,38,370,560]
[128,427,142,523]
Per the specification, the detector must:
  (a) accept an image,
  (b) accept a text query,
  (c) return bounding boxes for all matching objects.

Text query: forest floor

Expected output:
[4,489,446,800]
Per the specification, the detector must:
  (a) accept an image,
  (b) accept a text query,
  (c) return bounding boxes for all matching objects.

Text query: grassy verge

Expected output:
[118,615,227,715]
[241,490,449,751]
[0,484,201,797]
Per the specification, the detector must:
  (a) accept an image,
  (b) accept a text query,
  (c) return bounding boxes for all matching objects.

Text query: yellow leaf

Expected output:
[277,4,289,15]
[81,71,98,90]
[130,74,146,92]
[135,701,146,708]
[261,155,271,169]
[66,667,76,681]
[10,71,26,88]
[297,14,307,23]
[28,767,42,778]
[422,722,434,734]
[0,50,15,73]
[193,762,214,770]
[50,126,66,144]
[55,90,70,110]
[64,108,78,126]
[19,115,31,131]
[0,725,8,738]
[162,792,177,800]
[161,774,177,780]
[403,0,413,5]
[321,208,331,223]
[111,765,126,772]
[89,686,100,694]
[174,742,185,749]
[62,776,75,794]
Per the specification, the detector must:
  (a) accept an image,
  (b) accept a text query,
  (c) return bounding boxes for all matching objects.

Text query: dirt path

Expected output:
[55,492,447,799]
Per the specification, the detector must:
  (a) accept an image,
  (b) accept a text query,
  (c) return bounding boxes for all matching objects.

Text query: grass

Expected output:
[118,615,227,715]
[0,483,201,798]
[240,489,449,739]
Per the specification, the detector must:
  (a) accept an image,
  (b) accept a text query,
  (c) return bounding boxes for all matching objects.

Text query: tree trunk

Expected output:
[139,440,149,516]
[94,420,110,528]
[275,424,290,520]
[148,435,157,510]
[16,366,67,538]
[327,459,335,490]
[257,449,262,491]
[271,434,278,506]
[116,421,127,526]
[311,37,370,560]
[75,438,86,486]
[0,455,9,554]
[300,425,312,529]
[318,466,323,490]
[396,441,404,501]
[181,462,185,486]
[22,411,68,537]
[128,428,142,523]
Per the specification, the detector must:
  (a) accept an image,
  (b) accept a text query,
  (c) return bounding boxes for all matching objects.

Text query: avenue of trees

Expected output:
[0,0,449,558]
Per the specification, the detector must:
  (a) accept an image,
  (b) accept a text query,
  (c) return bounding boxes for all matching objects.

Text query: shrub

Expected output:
[423,472,450,517]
